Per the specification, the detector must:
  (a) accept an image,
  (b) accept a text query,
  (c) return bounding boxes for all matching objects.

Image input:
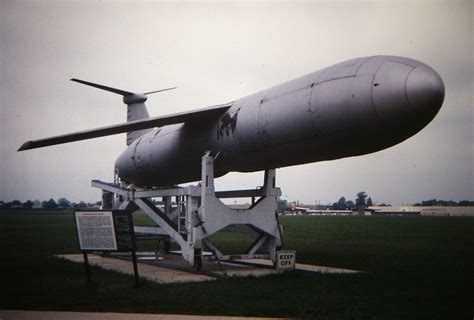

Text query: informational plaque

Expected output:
[113,211,135,251]
[75,211,117,251]
[74,210,136,252]
[75,210,139,287]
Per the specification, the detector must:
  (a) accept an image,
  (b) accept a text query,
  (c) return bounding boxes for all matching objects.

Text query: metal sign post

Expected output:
[74,210,139,287]
[113,210,139,288]
[131,250,139,288]
[83,252,91,285]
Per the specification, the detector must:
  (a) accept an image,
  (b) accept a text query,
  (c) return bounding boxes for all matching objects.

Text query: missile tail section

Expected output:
[70,78,176,145]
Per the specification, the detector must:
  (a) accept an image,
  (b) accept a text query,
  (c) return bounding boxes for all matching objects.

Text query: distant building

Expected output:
[284,206,352,216]
[282,205,474,217]
[369,206,474,217]
[228,204,251,210]
[419,206,474,217]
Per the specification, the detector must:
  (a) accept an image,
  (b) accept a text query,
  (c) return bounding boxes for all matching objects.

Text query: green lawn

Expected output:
[0,210,472,319]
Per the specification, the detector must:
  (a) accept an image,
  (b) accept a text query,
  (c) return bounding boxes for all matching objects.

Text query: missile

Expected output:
[19,55,445,188]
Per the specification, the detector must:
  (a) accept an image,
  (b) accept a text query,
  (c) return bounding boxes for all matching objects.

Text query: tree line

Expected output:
[2,195,473,211]
[277,191,375,212]
[277,191,474,212]
[0,198,101,209]
[329,193,474,209]
[413,199,474,206]
[330,192,373,210]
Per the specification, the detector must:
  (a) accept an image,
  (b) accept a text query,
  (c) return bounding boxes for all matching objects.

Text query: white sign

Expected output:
[75,211,117,251]
[276,250,296,270]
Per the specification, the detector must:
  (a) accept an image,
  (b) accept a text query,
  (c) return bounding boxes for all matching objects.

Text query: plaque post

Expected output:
[131,250,139,288]
[83,252,91,285]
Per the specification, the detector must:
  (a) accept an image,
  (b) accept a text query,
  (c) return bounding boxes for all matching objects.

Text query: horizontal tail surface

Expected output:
[70,78,177,144]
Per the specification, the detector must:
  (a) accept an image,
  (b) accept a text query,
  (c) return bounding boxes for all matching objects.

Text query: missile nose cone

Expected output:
[372,58,445,125]
[406,65,445,116]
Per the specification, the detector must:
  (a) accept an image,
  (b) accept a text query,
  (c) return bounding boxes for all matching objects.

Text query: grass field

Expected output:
[0,209,472,319]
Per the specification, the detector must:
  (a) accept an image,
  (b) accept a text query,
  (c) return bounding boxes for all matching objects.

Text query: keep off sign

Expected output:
[276,250,296,270]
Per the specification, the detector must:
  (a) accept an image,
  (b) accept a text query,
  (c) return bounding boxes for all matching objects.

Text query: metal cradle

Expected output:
[92,153,283,271]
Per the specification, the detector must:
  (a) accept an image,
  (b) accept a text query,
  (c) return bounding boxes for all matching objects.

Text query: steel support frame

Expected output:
[92,153,283,269]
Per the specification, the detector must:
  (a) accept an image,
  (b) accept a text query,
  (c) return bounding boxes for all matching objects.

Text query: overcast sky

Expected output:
[1,0,472,205]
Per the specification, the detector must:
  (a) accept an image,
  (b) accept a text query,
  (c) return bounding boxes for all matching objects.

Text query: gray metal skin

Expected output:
[116,55,445,187]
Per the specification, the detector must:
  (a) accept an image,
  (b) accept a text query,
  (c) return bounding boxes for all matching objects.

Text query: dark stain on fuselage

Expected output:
[217,108,240,139]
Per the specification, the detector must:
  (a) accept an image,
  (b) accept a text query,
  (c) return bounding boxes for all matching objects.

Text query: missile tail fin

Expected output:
[70,78,176,145]
[70,78,134,96]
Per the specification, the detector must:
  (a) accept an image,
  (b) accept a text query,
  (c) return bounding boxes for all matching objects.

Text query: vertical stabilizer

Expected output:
[123,94,151,145]
[70,79,176,145]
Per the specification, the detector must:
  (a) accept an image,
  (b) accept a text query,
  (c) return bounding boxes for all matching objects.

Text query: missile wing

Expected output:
[18,103,231,151]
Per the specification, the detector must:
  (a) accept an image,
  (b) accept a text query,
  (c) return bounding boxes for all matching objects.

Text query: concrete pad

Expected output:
[0,310,289,320]
[237,259,360,274]
[56,253,360,285]
[56,254,215,284]
[295,262,360,273]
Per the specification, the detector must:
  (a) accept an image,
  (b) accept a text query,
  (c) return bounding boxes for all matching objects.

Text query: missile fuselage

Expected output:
[115,55,445,187]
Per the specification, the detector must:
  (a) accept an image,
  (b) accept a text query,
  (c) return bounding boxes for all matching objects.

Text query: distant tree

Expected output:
[152,199,164,205]
[33,200,41,207]
[331,197,349,210]
[43,198,58,209]
[23,200,34,208]
[277,198,289,213]
[432,199,457,206]
[413,199,473,207]
[10,200,22,208]
[337,197,347,209]
[378,203,391,207]
[420,199,437,206]
[355,192,367,207]
[57,198,71,208]
[367,197,373,207]
[77,201,87,209]
[346,200,355,208]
